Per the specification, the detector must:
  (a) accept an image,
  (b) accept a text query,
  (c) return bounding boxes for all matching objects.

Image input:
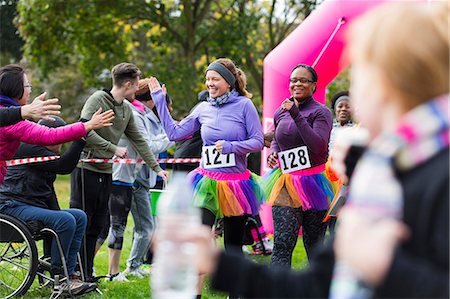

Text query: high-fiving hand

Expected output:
[21,92,61,121]
[83,108,115,132]
[148,77,162,93]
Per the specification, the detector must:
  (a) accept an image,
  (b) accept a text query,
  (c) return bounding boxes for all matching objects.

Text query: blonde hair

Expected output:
[214,58,253,98]
[349,3,449,108]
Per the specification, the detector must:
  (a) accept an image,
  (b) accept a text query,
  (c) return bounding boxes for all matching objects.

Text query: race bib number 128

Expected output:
[202,145,236,169]
[278,146,311,174]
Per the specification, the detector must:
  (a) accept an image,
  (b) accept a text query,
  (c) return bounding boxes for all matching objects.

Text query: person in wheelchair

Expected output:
[0,116,97,296]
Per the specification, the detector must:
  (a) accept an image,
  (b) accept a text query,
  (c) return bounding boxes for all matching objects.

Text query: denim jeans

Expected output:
[0,200,87,275]
[127,184,155,269]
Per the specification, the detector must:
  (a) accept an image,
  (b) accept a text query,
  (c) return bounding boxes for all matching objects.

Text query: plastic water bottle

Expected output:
[151,173,200,299]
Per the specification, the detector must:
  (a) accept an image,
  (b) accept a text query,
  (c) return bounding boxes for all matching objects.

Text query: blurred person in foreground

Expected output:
[176,3,449,298]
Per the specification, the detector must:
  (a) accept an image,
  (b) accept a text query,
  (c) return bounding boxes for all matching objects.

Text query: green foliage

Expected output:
[14,0,319,118]
[326,67,351,110]
[0,0,24,64]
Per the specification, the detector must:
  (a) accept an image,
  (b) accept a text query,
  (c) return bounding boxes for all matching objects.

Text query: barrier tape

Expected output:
[1,156,201,166]
[80,158,201,164]
[0,156,60,166]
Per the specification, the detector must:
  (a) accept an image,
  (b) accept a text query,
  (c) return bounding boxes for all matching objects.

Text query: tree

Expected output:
[0,0,24,64]
[16,0,318,117]
[326,67,351,109]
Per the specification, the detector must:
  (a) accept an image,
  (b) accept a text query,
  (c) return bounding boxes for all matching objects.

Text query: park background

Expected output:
[1,0,350,123]
[1,1,348,297]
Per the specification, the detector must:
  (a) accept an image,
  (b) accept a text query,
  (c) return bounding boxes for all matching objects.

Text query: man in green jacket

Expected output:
[70,63,168,280]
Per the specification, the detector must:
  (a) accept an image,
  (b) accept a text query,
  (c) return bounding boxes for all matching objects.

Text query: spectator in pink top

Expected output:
[0,64,114,184]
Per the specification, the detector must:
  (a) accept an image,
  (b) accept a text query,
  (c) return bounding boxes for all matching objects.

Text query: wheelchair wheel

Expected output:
[0,214,38,298]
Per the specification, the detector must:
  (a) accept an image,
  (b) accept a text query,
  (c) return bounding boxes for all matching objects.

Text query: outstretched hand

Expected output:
[148,77,162,93]
[21,92,61,121]
[84,108,115,131]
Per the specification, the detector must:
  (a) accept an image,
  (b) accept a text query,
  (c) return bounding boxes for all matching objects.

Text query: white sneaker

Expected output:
[105,272,129,282]
[263,238,274,252]
[124,267,151,278]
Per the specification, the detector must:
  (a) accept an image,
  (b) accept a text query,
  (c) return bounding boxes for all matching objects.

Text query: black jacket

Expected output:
[212,149,449,298]
[0,140,86,210]
[0,106,22,127]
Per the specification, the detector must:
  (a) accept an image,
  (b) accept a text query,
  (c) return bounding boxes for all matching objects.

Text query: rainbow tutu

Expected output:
[262,165,334,211]
[189,167,265,218]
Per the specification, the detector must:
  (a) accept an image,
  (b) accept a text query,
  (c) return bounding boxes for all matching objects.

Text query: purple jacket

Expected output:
[0,116,86,184]
[152,90,263,173]
[271,97,332,167]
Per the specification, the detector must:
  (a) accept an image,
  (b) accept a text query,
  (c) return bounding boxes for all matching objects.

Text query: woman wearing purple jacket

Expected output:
[149,58,264,297]
[264,64,333,268]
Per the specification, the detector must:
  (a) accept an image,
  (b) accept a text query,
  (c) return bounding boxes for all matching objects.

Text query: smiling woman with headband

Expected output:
[148,58,264,298]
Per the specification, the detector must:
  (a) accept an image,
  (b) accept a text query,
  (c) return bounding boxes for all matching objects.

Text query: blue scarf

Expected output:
[0,95,20,107]
[207,90,237,106]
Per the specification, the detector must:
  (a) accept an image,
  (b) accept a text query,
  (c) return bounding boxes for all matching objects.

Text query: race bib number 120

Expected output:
[278,146,311,174]
[202,145,236,169]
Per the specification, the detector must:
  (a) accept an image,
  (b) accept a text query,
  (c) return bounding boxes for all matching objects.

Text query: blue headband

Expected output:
[206,63,236,87]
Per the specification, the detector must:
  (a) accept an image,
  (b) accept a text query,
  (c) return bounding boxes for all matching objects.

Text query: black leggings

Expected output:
[107,184,133,250]
[201,208,247,254]
[270,206,327,268]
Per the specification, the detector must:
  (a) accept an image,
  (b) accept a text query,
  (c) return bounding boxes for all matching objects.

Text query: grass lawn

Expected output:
[22,175,309,298]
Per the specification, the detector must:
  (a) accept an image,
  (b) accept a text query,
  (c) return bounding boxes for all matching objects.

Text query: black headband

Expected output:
[206,63,236,87]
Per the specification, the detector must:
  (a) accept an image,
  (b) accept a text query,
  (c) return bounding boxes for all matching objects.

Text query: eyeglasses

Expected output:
[24,84,32,89]
[289,78,315,84]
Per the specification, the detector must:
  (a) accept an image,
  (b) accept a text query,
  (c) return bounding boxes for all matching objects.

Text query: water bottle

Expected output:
[151,173,200,299]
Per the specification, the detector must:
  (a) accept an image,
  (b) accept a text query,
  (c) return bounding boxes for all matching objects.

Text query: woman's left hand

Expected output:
[334,208,410,287]
[148,77,162,93]
[281,99,294,111]
[215,140,224,154]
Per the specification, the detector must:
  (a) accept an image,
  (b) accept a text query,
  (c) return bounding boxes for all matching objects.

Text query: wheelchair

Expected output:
[0,213,91,298]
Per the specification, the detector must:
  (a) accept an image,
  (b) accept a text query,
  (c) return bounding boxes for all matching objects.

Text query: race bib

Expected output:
[278,146,311,174]
[202,145,236,169]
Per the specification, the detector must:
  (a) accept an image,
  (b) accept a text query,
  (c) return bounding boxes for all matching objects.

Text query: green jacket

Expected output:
[77,90,162,174]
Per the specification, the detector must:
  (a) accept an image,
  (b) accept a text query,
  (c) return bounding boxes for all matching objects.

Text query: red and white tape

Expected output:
[1,157,201,166]
[0,156,60,166]
[79,158,201,164]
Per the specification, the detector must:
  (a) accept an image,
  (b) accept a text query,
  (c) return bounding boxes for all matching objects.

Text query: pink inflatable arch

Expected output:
[259,0,389,234]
